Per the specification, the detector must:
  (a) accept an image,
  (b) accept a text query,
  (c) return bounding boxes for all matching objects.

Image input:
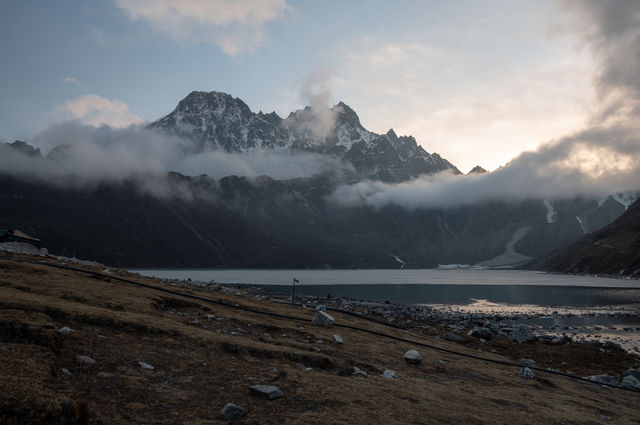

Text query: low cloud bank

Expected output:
[0,121,346,186]
[332,0,640,209]
[331,124,640,209]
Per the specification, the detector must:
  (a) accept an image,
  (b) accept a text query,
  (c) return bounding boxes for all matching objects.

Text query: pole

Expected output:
[291,277,298,304]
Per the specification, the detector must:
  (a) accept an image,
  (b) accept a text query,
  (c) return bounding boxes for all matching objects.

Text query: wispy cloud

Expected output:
[331,0,640,210]
[63,76,81,86]
[53,94,144,128]
[113,0,288,56]
[0,121,348,192]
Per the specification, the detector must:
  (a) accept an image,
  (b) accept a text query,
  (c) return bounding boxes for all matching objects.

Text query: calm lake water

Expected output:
[130,269,640,307]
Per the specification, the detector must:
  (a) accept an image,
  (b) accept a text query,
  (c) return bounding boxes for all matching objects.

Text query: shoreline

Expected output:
[221,283,640,356]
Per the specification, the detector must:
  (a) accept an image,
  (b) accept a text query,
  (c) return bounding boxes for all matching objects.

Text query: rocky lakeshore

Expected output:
[1,249,640,424]
[227,284,640,356]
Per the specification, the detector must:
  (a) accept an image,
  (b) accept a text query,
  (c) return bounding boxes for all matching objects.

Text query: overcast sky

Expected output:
[0,1,597,173]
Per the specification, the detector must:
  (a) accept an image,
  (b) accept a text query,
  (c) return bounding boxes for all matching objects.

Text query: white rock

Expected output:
[382,369,396,378]
[312,311,334,327]
[138,361,154,370]
[77,355,96,365]
[316,305,327,311]
[519,367,535,379]
[61,368,72,375]
[332,334,343,344]
[404,350,422,365]
[57,327,74,334]
[351,368,368,377]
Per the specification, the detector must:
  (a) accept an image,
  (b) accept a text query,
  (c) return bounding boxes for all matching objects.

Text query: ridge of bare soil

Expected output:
[1,251,638,424]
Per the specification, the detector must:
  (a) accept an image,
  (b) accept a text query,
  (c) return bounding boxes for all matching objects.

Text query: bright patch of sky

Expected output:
[0,0,595,172]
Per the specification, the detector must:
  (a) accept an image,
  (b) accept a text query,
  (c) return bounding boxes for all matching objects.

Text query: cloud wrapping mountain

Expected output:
[331,0,640,209]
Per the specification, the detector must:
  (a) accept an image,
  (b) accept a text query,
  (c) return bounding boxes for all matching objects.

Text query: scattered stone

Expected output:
[520,358,536,367]
[510,325,534,343]
[316,305,327,311]
[312,311,334,327]
[248,385,283,400]
[347,367,367,377]
[584,374,617,385]
[77,355,96,365]
[550,336,565,344]
[221,403,246,419]
[621,368,640,381]
[467,327,492,339]
[382,369,396,378]
[204,314,216,320]
[621,375,640,389]
[404,350,422,365]
[519,367,535,379]
[57,326,74,334]
[443,333,462,343]
[60,368,72,375]
[338,366,367,377]
[332,334,343,344]
[138,361,154,370]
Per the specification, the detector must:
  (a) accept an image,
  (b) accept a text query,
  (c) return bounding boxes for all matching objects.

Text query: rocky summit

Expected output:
[149,90,459,182]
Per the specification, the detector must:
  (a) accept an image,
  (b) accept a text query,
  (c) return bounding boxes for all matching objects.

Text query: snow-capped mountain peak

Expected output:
[149,90,460,182]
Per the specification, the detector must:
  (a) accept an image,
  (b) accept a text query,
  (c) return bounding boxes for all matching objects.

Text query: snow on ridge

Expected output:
[575,216,588,234]
[543,200,557,224]
[612,193,638,210]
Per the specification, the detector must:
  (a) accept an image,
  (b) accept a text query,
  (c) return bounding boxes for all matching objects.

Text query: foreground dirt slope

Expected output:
[0,253,638,424]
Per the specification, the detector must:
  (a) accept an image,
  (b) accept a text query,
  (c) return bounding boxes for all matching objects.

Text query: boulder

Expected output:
[404,350,422,365]
[77,355,96,365]
[621,375,640,389]
[248,385,283,400]
[221,403,246,419]
[519,367,535,379]
[621,368,640,381]
[467,327,492,340]
[351,367,368,377]
[382,369,396,378]
[584,374,617,385]
[510,325,534,343]
[332,334,343,344]
[312,311,334,327]
[443,333,462,343]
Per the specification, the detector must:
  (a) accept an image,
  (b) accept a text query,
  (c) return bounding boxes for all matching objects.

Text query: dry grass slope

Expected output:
[0,252,638,424]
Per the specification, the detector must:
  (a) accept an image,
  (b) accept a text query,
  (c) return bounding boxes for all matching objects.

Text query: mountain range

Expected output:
[0,90,637,271]
[149,91,459,183]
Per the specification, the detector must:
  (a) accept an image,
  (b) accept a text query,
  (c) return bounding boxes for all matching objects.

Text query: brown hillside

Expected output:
[0,252,638,424]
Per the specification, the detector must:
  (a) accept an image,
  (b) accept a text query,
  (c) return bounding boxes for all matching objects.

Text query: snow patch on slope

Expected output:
[543,200,557,224]
[575,216,588,234]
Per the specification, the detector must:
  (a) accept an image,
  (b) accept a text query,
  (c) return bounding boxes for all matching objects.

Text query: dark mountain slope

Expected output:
[0,172,628,269]
[536,199,640,277]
